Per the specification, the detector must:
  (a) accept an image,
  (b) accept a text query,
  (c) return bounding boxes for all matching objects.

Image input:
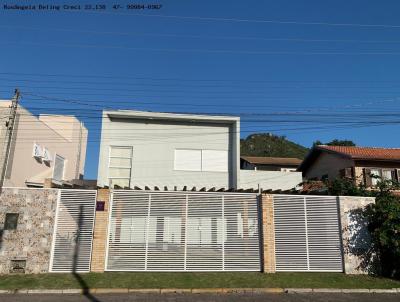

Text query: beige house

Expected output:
[0,101,88,187]
[298,145,400,187]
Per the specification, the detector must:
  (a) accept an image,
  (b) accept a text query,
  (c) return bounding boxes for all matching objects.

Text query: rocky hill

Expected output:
[240,133,309,159]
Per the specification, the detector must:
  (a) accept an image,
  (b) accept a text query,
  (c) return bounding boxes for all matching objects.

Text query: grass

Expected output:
[0,272,399,290]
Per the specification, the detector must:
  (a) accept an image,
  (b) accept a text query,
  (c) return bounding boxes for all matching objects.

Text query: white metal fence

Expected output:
[106,191,261,272]
[273,195,343,272]
[49,189,97,273]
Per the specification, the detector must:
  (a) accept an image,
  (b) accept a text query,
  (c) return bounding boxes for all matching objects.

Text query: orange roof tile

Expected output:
[316,145,400,161]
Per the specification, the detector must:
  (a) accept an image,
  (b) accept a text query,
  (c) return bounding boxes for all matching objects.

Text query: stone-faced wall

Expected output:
[339,196,376,274]
[0,188,59,274]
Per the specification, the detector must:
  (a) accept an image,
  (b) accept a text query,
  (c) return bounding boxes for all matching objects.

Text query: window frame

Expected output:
[381,169,393,180]
[52,153,65,181]
[174,148,202,172]
[174,148,229,173]
[370,168,380,186]
[201,149,229,172]
[108,146,133,188]
[368,168,395,187]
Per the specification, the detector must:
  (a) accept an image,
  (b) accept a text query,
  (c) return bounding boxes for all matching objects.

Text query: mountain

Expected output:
[240,133,309,159]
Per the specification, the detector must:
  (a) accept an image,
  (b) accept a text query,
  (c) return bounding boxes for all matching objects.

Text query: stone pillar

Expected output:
[339,196,375,274]
[261,194,276,273]
[90,189,110,272]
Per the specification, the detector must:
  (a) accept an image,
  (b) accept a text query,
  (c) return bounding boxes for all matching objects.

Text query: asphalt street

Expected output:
[0,293,398,302]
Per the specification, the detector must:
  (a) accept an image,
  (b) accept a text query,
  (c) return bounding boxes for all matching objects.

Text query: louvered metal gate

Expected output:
[106,191,261,272]
[273,195,343,272]
[49,189,97,273]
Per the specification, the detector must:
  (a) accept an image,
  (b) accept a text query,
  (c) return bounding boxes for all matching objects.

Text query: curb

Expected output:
[286,288,400,294]
[128,289,160,293]
[0,288,399,294]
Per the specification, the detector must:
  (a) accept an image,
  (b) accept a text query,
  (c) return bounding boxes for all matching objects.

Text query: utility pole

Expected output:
[0,89,20,193]
[75,121,83,179]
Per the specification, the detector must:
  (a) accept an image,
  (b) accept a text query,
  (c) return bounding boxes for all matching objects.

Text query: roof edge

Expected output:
[297,145,353,172]
[104,109,240,123]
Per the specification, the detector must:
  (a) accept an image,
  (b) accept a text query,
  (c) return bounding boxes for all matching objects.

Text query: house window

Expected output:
[174,149,201,171]
[174,149,228,172]
[53,154,65,181]
[381,169,393,181]
[108,146,132,188]
[366,168,396,187]
[370,169,380,186]
[4,213,19,230]
[201,150,228,172]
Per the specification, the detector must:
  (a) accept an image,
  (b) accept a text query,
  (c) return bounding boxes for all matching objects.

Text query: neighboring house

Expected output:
[239,156,303,191]
[240,156,301,172]
[298,145,400,187]
[0,101,88,187]
[97,110,240,189]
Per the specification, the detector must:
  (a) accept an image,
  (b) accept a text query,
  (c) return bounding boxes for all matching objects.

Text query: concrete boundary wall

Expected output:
[240,170,302,191]
[0,188,377,275]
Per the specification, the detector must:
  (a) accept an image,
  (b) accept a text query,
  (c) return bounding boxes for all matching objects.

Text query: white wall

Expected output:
[98,111,240,189]
[239,170,303,190]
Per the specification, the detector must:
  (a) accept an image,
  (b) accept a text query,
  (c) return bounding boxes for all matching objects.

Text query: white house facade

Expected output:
[97,110,240,190]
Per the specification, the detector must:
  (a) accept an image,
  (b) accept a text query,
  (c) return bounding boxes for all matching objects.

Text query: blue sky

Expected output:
[1,0,400,179]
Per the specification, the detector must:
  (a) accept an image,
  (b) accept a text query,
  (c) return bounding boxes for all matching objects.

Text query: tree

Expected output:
[312,139,356,147]
[363,179,400,278]
[326,139,356,146]
[323,177,400,278]
[312,140,323,147]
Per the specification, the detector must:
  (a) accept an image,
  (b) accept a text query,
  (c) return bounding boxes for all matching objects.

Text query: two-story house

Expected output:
[97,110,240,190]
[97,109,303,191]
[298,145,400,187]
[0,101,88,187]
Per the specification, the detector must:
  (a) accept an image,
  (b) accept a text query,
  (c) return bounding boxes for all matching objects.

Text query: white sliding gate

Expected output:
[273,195,343,272]
[50,189,97,273]
[106,191,261,272]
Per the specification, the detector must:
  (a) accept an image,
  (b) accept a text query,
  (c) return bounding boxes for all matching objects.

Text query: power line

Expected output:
[0,89,20,191]
[5,79,400,91]
[11,92,400,118]
[4,24,400,43]
[4,41,400,55]
[4,122,398,145]
[17,92,400,102]
[47,10,400,29]
[0,92,397,143]
[2,71,400,84]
